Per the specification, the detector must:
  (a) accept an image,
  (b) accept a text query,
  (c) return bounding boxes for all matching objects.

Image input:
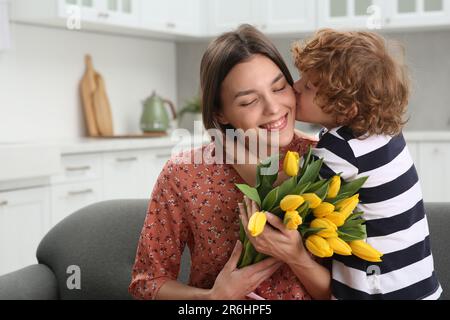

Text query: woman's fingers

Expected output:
[238,203,249,227]
[225,240,243,271]
[265,211,286,233]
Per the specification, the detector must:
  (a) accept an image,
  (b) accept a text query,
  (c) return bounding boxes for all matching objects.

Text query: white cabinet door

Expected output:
[103,150,148,200]
[102,0,139,27]
[0,187,50,276]
[406,141,421,177]
[419,142,450,203]
[385,0,450,28]
[58,0,104,22]
[208,0,261,35]
[50,181,103,227]
[141,0,200,35]
[261,0,316,34]
[318,0,387,29]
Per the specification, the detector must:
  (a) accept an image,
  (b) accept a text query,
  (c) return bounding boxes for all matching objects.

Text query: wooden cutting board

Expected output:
[80,54,114,137]
[93,73,114,136]
[80,55,99,137]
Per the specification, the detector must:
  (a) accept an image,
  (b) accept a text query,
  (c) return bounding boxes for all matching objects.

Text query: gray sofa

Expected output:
[0,200,448,300]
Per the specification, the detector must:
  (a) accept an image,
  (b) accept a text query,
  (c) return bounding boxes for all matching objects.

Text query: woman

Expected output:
[128,24,331,300]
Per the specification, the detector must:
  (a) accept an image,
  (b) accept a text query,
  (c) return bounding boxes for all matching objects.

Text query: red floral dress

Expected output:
[129,135,316,300]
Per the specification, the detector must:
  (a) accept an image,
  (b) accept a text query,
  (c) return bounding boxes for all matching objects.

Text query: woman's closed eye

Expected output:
[273,85,286,92]
[240,99,257,107]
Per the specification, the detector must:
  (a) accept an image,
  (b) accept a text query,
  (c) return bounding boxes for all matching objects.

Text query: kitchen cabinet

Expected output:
[12,0,140,31]
[418,142,450,203]
[318,0,385,30]
[385,0,450,28]
[140,0,201,36]
[207,0,316,35]
[0,187,50,276]
[318,0,450,30]
[102,150,149,199]
[207,0,260,34]
[59,0,139,27]
[260,0,316,34]
[50,181,103,226]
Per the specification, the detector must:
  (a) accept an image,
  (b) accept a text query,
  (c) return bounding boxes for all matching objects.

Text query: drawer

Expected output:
[51,154,102,184]
[50,181,103,227]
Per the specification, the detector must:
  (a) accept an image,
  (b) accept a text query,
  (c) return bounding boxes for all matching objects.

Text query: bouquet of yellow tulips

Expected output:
[235,147,383,268]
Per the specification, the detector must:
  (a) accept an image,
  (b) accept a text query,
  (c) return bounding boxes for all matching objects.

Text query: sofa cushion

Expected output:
[36,200,147,300]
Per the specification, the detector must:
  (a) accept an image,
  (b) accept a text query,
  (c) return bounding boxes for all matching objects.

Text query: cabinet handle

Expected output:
[116,157,138,162]
[66,166,91,172]
[67,189,94,197]
[166,22,176,29]
[0,201,8,207]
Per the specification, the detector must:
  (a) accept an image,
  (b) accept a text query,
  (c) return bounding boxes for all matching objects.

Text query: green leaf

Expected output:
[298,158,323,186]
[306,179,327,193]
[238,241,257,268]
[262,187,279,211]
[299,146,313,177]
[276,176,297,201]
[297,202,310,220]
[314,180,331,201]
[253,252,269,264]
[338,224,367,242]
[299,226,325,238]
[235,184,261,207]
[292,182,311,196]
[338,176,369,196]
[327,191,353,205]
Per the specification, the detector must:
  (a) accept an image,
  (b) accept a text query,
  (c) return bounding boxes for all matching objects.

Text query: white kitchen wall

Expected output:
[0,22,177,142]
[177,29,450,132]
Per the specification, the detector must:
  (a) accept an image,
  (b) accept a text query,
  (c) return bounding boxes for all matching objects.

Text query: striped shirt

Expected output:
[313,126,442,300]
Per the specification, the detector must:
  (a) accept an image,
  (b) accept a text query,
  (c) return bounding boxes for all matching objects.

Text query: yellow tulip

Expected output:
[284,211,303,230]
[283,151,300,177]
[305,235,334,258]
[327,176,341,198]
[302,193,322,209]
[310,218,338,238]
[247,211,267,237]
[324,211,347,227]
[313,202,335,218]
[349,240,383,262]
[327,237,352,256]
[336,194,359,219]
[280,195,304,212]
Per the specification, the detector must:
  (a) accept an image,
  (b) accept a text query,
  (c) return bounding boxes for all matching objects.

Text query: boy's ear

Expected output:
[348,103,358,120]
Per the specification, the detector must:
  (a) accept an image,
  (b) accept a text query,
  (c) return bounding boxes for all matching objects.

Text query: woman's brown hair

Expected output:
[293,29,411,137]
[200,24,294,132]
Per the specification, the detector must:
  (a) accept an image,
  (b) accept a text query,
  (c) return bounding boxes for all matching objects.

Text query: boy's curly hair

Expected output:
[292,29,410,137]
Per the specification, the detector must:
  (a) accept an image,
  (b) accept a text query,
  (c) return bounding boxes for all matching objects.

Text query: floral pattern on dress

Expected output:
[129,135,316,300]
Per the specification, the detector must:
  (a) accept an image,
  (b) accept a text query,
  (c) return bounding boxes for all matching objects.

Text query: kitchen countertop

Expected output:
[403,131,450,142]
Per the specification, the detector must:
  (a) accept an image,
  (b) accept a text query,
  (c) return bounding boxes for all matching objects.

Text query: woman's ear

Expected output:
[216,111,230,126]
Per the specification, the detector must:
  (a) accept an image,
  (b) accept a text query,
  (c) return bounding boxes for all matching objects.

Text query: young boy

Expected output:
[292,29,442,300]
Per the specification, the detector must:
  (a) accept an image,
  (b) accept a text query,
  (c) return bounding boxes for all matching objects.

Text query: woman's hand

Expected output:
[239,196,311,266]
[208,240,283,300]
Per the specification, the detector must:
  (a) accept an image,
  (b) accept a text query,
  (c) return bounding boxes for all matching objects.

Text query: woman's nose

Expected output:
[263,94,281,115]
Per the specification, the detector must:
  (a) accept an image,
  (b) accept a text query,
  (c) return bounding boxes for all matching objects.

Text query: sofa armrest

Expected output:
[0,264,59,300]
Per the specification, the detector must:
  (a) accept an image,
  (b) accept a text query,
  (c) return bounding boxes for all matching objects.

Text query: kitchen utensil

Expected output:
[140,91,177,133]
[80,55,99,136]
[93,73,114,136]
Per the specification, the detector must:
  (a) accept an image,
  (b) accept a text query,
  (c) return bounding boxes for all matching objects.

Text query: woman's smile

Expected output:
[259,113,289,131]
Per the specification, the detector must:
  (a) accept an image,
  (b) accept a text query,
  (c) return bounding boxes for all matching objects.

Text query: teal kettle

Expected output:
[140,91,177,132]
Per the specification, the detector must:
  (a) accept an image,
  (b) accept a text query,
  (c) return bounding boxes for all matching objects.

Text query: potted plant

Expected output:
[178,95,202,132]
